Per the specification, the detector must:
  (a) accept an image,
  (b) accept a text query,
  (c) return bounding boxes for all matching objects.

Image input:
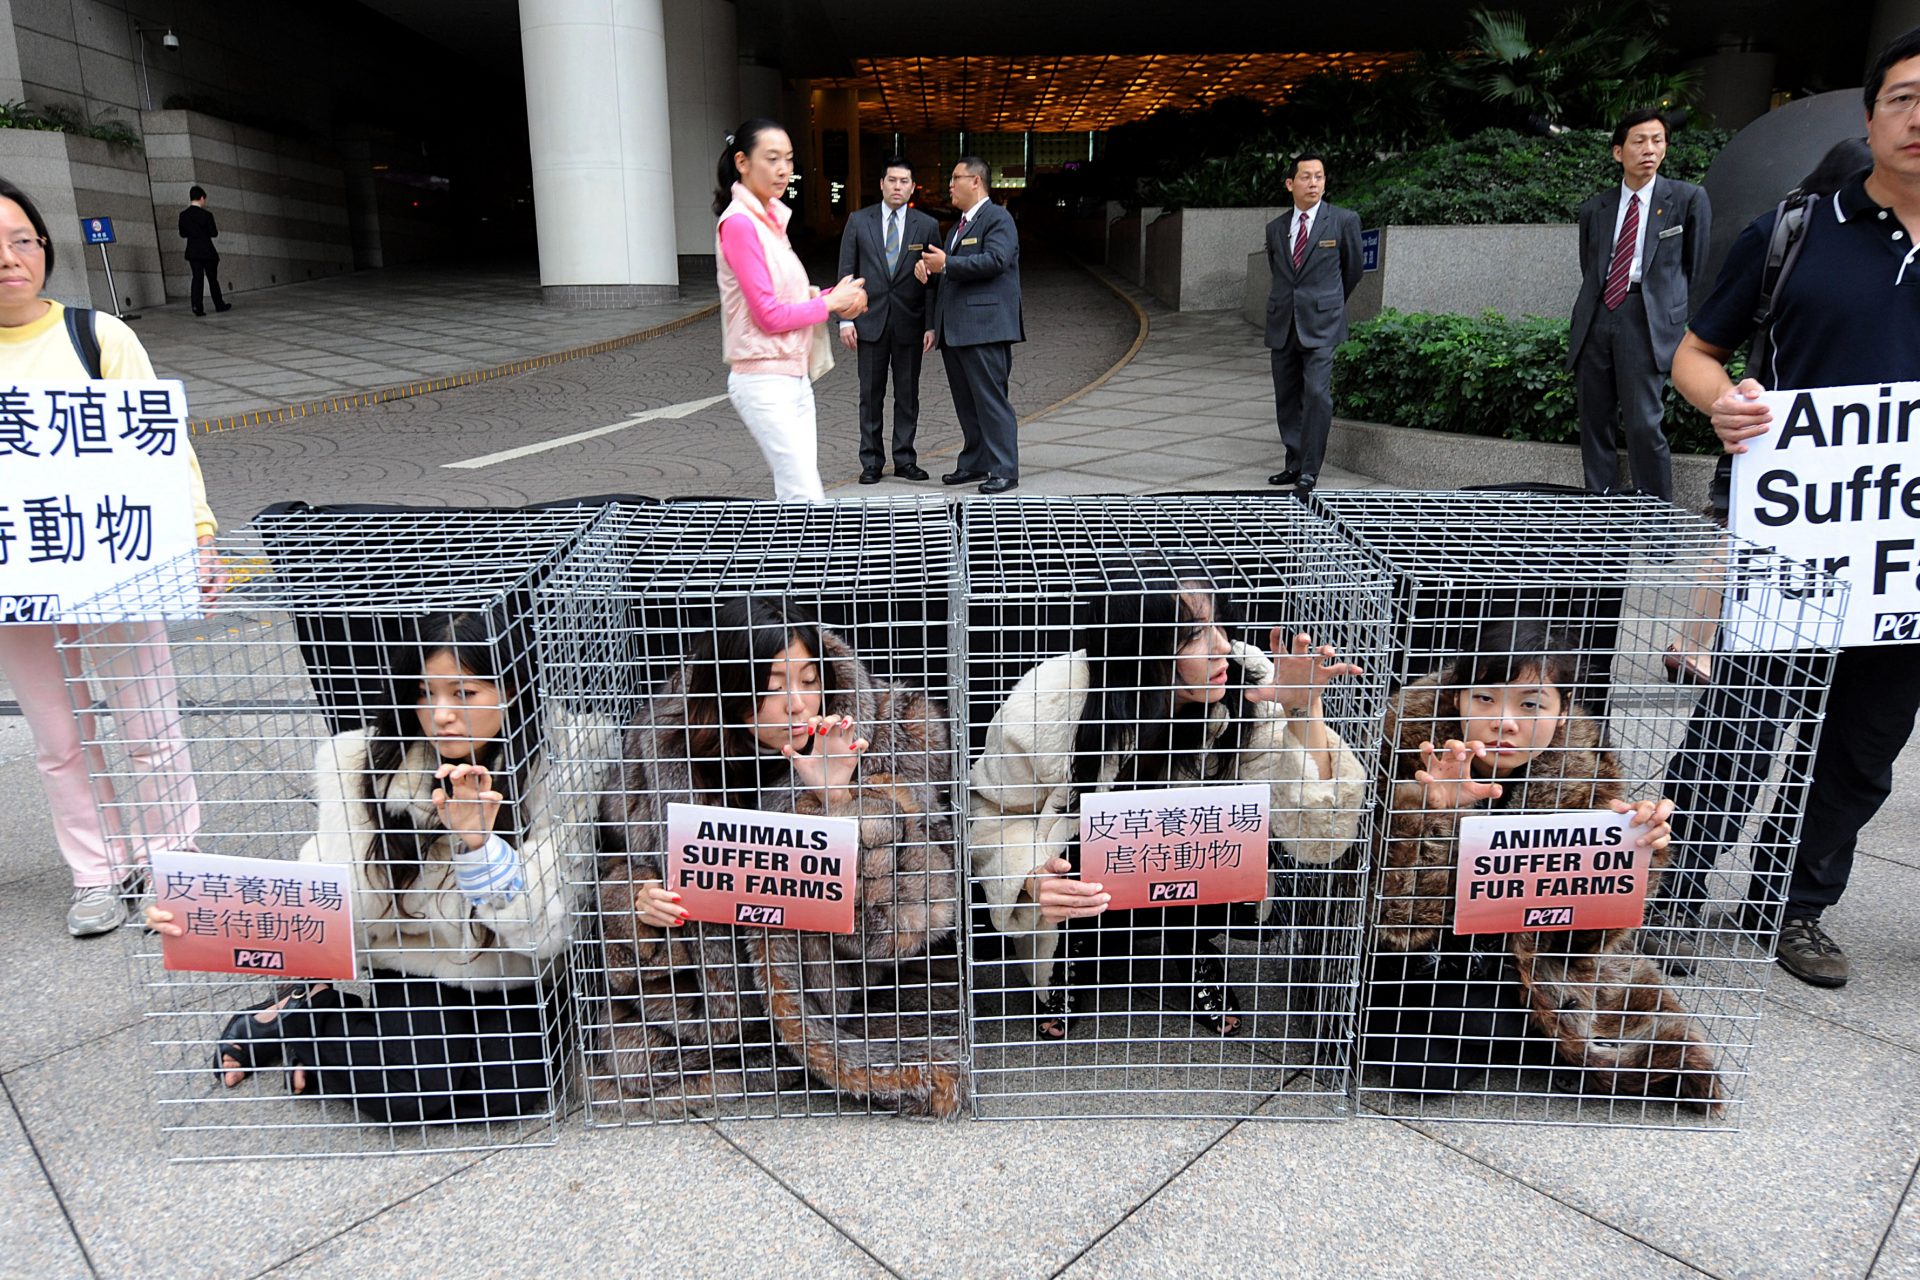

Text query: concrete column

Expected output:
[1871,0,1920,59]
[1695,49,1777,130]
[0,0,25,103]
[664,0,739,272]
[519,0,678,308]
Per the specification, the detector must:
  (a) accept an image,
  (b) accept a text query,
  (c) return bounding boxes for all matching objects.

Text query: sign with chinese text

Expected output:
[1361,227,1380,272]
[0,380,195,623]
[1452,810,1652,935]
[153,850,357,981]
[1727,382,1914,648]
[80,217,116,245]
[1079,782,1270,910]
[665,801,860,933]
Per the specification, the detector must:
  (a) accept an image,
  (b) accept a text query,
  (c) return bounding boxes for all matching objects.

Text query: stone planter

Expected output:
[1146,206,1286,311]
[1244,223,1581,327]
[1325,415,1717,513]
[0,128,161,311]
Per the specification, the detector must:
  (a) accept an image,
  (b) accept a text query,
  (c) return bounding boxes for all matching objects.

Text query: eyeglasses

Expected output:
[1876,90,1920,116]
[1,235,47,257]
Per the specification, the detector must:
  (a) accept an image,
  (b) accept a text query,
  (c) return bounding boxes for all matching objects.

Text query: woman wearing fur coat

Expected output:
[1368,619,1723,1110]
[597,596,965,1117]
[970,565,1368,1039]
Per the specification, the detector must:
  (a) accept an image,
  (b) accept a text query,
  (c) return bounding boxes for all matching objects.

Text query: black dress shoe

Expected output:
[894,464,929,481]
[942,469,986,486]
[1292,481,1317,502]
[978,476,1018,495]
[191,309,206,317]
[859,468,882,485]
[1267,468,1300,487]
[214,303,232,313]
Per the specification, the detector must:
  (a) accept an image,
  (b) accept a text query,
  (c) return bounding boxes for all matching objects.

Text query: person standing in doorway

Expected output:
[178,185,231,317]
[838,157,939,485]
[918,156,1023,495]
[1263,153,1362,501]
[1568,109,1710,501]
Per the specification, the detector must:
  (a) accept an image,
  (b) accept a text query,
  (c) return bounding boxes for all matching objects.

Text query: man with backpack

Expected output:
[1665,27,1920,988]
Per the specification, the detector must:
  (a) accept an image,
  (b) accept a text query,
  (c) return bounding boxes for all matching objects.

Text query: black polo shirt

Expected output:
[1690,173,1920,387]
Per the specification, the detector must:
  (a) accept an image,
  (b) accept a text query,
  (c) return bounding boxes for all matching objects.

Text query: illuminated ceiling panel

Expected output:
[812,51,1415,133]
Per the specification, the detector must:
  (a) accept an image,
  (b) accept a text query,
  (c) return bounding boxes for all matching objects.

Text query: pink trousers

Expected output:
[0,623,201,887]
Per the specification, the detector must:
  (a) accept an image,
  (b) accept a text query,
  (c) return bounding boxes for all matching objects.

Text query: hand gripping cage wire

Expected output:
[57,505,607,1160]
[961,495,1393,1120]
[536,497,968,1123]
[1311,489,1846,1128]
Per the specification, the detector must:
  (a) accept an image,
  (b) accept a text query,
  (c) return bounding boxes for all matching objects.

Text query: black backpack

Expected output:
[62,305,103,378]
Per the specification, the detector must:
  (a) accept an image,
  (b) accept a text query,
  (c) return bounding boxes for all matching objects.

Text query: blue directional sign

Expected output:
[80,216,115,245]
[1361,228,1380,273]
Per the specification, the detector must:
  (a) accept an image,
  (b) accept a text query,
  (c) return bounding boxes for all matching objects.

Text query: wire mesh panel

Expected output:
[59,507,605,1160]
[1312,490,1846,1128]
[539,498,967,1123]
[962,495,1392,1120]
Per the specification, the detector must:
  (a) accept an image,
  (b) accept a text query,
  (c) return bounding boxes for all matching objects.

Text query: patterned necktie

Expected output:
[950,217,969,251]
[884,208,901,273]
[1291,210,1311,269]
[1604,193,1640,311]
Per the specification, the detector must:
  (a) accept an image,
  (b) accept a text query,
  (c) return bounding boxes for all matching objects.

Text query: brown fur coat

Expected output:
[595,631,964,1117]
[1373,675,1722,1110]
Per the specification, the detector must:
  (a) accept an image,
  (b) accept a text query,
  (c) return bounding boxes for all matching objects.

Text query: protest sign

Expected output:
[0,379,196,623]
[153,849,357,981]
[666,801,860,932]
[1079,782,1270,910]
[1728,381,1920,648]
[1452,810,1653,935]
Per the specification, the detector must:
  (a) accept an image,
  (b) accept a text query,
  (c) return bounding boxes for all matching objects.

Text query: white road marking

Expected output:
[441,393,729,469]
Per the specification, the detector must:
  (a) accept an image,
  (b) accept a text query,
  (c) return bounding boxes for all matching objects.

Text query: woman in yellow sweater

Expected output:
[0,177,220,936]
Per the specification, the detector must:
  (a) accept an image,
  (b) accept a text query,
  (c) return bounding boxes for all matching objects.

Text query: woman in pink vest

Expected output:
[715,119,867,501]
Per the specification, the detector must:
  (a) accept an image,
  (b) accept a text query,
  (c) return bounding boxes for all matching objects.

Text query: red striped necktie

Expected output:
[1291,211,1310,269]
[1604,193,1640,310]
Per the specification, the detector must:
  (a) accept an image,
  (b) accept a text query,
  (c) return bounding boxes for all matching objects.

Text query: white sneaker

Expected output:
[66,885,128,937]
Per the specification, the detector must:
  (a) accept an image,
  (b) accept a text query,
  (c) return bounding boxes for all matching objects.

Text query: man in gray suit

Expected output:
[839,156,941,483]
[1568,108,1711,502]
[1263,153,1363,499]
[918,155,1023,495]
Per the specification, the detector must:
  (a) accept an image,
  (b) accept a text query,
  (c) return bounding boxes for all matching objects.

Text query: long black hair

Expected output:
[713,118,787,217]
[359,608,542,905]
[1070,562,1253,793]
[676,596,839,803]
[0,176,54,273]
[1437,619,1582,724]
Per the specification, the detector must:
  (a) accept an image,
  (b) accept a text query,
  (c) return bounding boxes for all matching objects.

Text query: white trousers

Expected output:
[728,371,825,502]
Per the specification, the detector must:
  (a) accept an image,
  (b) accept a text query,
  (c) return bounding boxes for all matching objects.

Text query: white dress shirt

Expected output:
[1610,179,1656,282]
[1290,201,1321,256]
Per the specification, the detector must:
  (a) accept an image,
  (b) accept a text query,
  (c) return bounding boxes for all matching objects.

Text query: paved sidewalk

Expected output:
[2,266,1917,1278]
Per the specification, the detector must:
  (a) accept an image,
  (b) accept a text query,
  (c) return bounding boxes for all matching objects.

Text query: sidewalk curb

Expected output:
[187,304,721,436]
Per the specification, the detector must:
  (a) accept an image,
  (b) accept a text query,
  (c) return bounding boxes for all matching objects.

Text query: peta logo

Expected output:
[736,903,785,926]
[1148,880,1199,902]
[232,948,286,971]
[1873,611,1920,642]
[0,595,57,623]
[1521,906,1574,927]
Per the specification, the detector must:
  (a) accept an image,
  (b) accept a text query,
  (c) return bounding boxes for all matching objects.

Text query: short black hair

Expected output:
[1865,26,1920,116]
[0,175,54,274]
[188,184,206,201]
[956,155,989,184]
[1611,108,1670,148]
[880,155,912,177]
[1289,152,1326,178]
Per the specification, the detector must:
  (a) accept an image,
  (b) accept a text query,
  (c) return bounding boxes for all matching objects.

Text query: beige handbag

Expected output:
[809,320,834,382]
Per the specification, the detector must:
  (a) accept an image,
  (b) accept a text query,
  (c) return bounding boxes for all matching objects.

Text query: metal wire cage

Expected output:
[57,506,606,1160]
[961,495,1393,1120]
[537,498,968,1124]
[1311,490,1847,1128]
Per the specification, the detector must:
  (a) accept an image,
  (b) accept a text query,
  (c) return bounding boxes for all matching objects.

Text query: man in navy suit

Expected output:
[1263,153,1363,499]
[918,156,1023,495]
[838,156,941,483]
[1568,108,1711,502]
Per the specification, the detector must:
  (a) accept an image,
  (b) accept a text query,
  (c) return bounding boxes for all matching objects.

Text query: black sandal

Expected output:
[1036,981,1081,1040]
[1190,958,1242,1037]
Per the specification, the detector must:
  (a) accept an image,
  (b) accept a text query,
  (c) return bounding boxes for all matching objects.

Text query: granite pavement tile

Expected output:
[1872,1169,1920,1279]
[0,1088,91,1280]
[1758,855,1920,1054]
[1402,1003,1920,1279]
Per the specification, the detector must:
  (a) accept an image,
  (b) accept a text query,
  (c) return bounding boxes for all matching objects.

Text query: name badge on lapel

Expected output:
[1657,225,1684,239]
[1318,239,1337,248]
[961,237,980,245]
[907,243,925,251]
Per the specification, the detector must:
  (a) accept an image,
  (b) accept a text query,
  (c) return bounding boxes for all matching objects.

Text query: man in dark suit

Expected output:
[177,185,231,317]
[1263,153,1363,499]
[918,155,1023,495]
[838,156,941,484]
[1568,108,1710,501]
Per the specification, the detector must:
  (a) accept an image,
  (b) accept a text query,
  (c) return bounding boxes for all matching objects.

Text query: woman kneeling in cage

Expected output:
[149,609,607,1123]
[597,596,964,1117]
[1368,618,1723,1110]
[970,565,1368,1039]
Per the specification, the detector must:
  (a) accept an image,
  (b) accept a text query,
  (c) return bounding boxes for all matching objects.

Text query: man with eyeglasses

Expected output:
[1665,26,1920,989]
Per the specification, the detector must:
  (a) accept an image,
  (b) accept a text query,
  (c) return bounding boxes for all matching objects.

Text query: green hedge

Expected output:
[1331,309,1731,454]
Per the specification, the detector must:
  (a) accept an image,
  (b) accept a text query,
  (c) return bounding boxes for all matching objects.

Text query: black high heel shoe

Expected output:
[214,984,332,1080]
[1190,956,1242,1037]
